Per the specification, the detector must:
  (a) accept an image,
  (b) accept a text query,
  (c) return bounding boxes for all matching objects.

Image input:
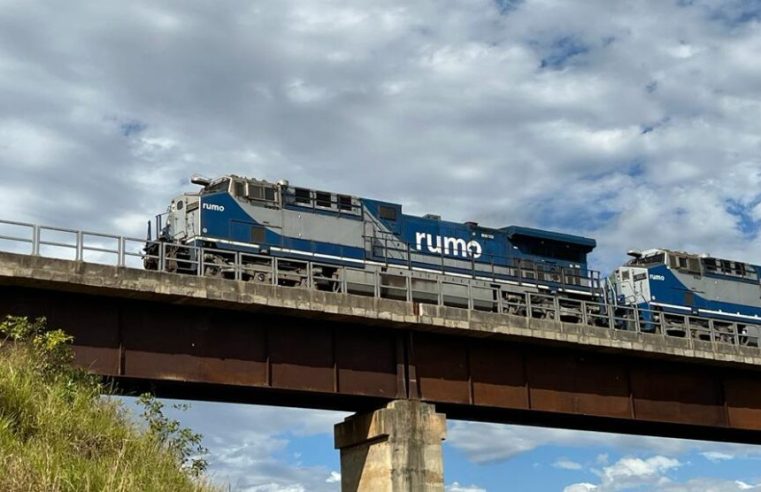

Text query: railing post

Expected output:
[197,247,203,277]
[32,225,40,256]
[340,266,347,294]
[384,236,389,267]
[581,300,588,326]
[659,311,667,338]
[686,316,694,350]
[553,295,560,323]
[235,252,242,281]
[526,293,533,320]
[76,231,83,261]
[633,306,641,333]
[159,242,166,272]
[733,323,740,347]
[118,237,125,267]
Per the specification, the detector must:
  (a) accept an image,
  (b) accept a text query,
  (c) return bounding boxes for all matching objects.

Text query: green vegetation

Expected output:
[0,316,218,492]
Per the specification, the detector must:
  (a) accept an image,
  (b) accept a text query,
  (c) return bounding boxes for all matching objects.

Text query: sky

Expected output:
[2,0,761,490]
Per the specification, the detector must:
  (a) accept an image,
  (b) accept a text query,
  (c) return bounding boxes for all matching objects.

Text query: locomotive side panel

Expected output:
[151,174,600,300]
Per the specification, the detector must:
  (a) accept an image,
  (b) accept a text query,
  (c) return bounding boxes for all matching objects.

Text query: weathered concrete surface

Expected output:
[335,400,446,492]
[4,252,761,444]
[1,251,760,369]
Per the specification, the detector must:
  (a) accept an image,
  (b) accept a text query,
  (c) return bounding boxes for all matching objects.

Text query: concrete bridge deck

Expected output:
[2,251,761,441]
[2,251,760,369]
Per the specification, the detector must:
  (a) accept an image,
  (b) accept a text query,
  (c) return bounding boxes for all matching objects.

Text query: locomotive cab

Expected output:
[611,249,666,306]
[610,248,761,343]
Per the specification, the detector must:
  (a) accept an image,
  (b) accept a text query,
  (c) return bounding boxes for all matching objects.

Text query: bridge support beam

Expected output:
[334,400,446,492]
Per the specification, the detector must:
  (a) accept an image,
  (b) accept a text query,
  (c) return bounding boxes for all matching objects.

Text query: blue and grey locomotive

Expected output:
[144,174,601,310]
[609,249,761,340]
[144,174,761,343]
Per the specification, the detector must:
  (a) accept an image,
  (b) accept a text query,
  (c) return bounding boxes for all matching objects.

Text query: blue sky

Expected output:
[126,398,761,491]
[3,0,761,490]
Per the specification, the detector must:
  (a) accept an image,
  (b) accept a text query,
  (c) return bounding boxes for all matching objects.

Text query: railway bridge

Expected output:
[1,224,761,490]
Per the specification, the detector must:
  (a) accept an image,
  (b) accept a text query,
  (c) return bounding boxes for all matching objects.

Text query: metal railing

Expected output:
[363,229,603,292]
[0,219,759,356]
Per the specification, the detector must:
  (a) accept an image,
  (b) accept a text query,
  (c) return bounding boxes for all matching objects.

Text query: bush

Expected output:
[0,315,218,492]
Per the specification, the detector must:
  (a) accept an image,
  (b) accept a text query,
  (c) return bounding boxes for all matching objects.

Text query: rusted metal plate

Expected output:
[415,334,470,404]
[631,366,726,426]
[73,345,120,375]
[335,328,399,398]
[50,296,120,349]
[120,307,268,386]
[527,352,631,418]
[0,286,47,319]
[3,285,761,442]
[469,341,528,409]
[269,324,335,392]
[724,378,761,430]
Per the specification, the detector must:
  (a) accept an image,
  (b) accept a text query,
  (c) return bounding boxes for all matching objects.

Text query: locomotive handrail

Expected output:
[361,231,602,293]
[0,218,759,358]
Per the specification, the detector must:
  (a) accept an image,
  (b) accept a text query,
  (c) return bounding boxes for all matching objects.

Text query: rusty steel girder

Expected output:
[2,284,761,445]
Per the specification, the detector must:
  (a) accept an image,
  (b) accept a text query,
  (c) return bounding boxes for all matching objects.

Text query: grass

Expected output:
[0,316,219,492]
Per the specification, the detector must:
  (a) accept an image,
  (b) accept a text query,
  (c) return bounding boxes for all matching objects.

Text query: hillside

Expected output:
[0,316,219,492]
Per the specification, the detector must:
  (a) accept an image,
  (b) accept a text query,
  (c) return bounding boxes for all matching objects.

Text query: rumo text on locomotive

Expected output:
[415,232,483,259]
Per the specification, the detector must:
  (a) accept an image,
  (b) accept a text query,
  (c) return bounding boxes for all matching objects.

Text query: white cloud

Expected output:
[244,485,306,492]
[564,455,761,492]
[599,456,680,485]
[447,422,761,465]
[736,482,760,491]
[555,459,584,470]
[118,398,348,492]
[6,0,761,489]
[565,484,598,492]
[563,455,679,491]
[702,451,736,463]
[446,482,487,492]
[2,0,761,275]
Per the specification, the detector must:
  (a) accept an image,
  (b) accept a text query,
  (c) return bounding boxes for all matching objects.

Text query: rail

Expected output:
[0,219,759,356]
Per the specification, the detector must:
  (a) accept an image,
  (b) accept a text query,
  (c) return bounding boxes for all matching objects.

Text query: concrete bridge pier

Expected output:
[334,400,447,492]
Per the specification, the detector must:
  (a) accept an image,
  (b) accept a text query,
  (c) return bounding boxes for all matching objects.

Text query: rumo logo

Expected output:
[415,232,482,259]
[649,274,665,281]
[202,203,225,212]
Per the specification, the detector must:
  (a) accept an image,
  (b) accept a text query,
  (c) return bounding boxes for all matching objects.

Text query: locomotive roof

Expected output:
[194,175,597,251]
[630,248,760,269]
